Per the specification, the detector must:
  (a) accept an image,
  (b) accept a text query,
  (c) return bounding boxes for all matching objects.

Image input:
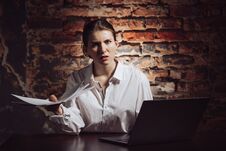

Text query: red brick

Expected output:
[155,43,178,52]
[200,0,226,5]
[176,82,192,92]
[145,19,159,29]
[183,67,208,81]
[146,18,182,30]
[142,43,155,54]
[65,0,122,5]
[161,0,199,5]
[28,30,52,43]
[184,18,207,31]
[191,81,210,96]
[184,17,226,31]
[117,43,141,56]
[129,56,164,69]
[62,6,131,17]
[94,0,125,4]
[56,56,90,70]
[116,56,139,65]
[26,5,49,17]
[55,44,84,57]
[62,7,89,16]
[63,18,85,33]
[67,0,159,5]
[107,18,145,31]
[205,6,222,16]
[123,31,155,42]
[158,18,182,29]
[27,17,63,29]
[170,70,182,79]
[148,85,163,96]
[163,54,194,65]
[155,76,176,82]
[140,69,151,81]
[27,1,63,17]
[152,82,176,93]
[193,55,208,66]
[64,0,90,5]
[29,0,64,6]
[123,0,159,4]
[132,5,169,17]
[179,42,209,54]
[11,0,226,112]
[142,43,178,54]
[39,44,55,54]
[151,56,164,67]
[51,31,82,43]
[155,31,188,42]
[116,32,123,42]
[185,32,202,42]
[116,56,156,69]
[170,6,202,17]
[149,68,169,81]
[137,56,156,69]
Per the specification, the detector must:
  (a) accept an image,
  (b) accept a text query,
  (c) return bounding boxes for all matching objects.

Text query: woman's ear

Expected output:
[82,45,92,58]
[82,45,88,57]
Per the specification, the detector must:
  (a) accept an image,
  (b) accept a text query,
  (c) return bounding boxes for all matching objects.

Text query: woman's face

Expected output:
[85,30,118,66]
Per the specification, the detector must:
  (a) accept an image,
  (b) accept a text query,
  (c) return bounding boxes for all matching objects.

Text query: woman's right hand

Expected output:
[47,94,63,115]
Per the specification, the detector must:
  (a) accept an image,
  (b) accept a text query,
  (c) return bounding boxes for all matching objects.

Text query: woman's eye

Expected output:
[105,40,111,44]
[91,43,98,48]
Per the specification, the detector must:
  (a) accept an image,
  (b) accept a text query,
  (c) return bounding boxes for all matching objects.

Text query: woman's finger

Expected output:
[49,94,58,102]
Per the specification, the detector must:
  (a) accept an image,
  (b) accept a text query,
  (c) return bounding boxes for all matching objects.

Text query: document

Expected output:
[12,83,93,106]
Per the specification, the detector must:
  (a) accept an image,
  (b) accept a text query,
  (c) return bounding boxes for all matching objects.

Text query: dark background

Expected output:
[0,0,226,134]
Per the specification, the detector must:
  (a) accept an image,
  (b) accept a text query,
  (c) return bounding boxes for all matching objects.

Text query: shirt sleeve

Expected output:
[135,69,153,116]
[48,72,85,134]
[48,100,85,134]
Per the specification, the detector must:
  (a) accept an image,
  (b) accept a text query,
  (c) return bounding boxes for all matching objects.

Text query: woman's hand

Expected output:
[47,94,63,115]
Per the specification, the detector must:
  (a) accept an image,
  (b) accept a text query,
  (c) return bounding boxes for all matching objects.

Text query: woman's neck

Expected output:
[93,61,117,78]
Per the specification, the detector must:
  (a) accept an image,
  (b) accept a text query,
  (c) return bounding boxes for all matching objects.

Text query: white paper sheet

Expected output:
[12,83,93,106]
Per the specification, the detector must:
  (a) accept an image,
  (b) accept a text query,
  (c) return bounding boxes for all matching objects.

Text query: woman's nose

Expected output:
[98,43,107,53]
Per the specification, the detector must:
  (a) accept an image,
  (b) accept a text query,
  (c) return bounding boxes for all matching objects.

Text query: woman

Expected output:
[47,19,153,134]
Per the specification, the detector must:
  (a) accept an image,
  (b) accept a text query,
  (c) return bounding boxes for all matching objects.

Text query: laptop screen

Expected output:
[129,98,209,144]
[99,97,209,145]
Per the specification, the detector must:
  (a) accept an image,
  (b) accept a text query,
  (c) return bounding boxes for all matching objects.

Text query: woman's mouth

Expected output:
[100,55,109,61]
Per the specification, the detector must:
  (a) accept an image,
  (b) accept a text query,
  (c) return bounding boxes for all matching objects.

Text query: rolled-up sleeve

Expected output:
[48,72,85,134]
[49,101,85,134]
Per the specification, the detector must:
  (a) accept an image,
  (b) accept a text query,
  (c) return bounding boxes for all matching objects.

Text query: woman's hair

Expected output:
[82,19,116,48]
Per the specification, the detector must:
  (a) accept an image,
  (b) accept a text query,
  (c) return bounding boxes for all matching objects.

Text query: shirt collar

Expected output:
[110,61,123,83]
[88,61,124,85]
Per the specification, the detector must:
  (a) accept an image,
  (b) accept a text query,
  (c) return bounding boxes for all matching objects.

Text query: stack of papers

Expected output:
[12,83,93,106]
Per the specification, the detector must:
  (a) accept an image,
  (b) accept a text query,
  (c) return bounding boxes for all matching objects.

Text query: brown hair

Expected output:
[82,19,116,48]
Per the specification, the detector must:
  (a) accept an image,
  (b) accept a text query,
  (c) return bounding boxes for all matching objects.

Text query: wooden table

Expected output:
[1,131,225,151]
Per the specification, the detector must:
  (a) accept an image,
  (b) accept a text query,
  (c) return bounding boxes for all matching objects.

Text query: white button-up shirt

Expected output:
[49,62,153,134]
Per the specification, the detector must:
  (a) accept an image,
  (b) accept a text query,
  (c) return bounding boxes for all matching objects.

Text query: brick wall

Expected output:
[0,0,226,133]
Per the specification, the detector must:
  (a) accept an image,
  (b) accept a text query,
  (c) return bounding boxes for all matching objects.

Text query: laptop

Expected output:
[99,97,209,145]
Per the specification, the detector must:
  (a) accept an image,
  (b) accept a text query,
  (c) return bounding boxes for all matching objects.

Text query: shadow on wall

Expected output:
[0,68,46,134]
[0,0,46,134]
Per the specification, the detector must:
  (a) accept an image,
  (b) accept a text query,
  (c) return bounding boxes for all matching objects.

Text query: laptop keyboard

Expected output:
[108,134,130,143]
